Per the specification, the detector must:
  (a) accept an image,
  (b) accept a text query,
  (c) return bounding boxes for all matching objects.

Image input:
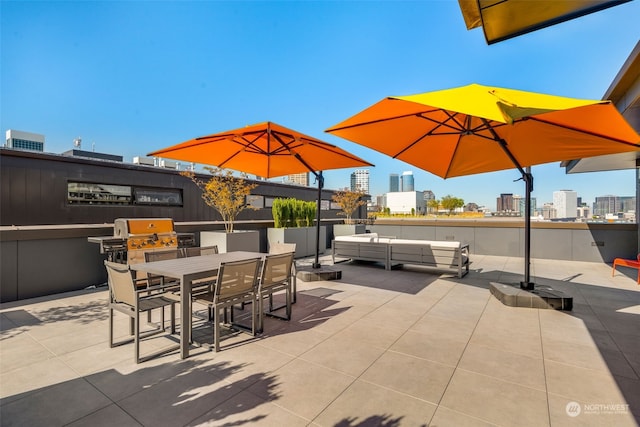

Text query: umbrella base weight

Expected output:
[490,282,573,311]
[297,266,342,282]
[520,281,535,291]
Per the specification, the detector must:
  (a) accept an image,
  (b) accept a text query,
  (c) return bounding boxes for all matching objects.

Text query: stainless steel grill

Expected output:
[89,218,194,265]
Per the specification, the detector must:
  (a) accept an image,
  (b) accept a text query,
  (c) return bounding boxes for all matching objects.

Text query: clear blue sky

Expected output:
[2,1,639,209]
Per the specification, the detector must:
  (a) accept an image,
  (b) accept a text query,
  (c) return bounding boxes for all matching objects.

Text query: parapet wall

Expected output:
[1,219,637,303]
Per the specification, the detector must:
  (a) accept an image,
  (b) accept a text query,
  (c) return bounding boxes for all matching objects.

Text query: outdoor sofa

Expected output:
[332,233,470,278]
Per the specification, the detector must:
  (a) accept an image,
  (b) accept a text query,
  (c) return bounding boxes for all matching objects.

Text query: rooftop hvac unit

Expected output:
[133,156,155,166]
[159,159,177,169]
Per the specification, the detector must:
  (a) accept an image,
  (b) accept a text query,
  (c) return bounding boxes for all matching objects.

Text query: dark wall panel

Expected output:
[1,149,352,226]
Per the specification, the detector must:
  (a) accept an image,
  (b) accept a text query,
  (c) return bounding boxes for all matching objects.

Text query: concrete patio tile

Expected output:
[187,388,308,426]
[117,361,257,427]
[288,303,374,336]
[312,379,437,427]
[0,377,112,426]
[66,403,143,427]
[544,360,628,404]
[390,329,469,366]
[0,356,80,401]
[85,358,212,402]
[410,312,477,340]
[193,342,295,386]
[615,375,640,420]
[357,304,424,331]
[360,351,455,404]
[469,320,543,359]
[428,300,489,325]
[1,255,639,427]
[547,395,639,427]
[38,324,109,356]
[610,331,640,377]
[439,369,550,427]
[257,327,332,358]
[381,291,441,315]
[58,338,141,376]
[430,405,499,427]
[413,279,456,299]
[298,332,386,376]
[246,358,355,422]
[0,332,55,373]
[592,310,640,337]
[333,317,407,349]
[541,332,608,366]
[457,342,546,391]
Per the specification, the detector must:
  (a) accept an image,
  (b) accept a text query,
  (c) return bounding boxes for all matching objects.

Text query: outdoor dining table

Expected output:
[130,250,265,359]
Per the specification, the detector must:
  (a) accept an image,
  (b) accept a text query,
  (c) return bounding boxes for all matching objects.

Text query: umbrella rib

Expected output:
[215,132,268,168]
[392,110,467,159]
[326,108,440,132]
[527,117,640,147]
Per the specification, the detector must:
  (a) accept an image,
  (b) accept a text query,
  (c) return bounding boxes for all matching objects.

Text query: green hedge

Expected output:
[272,198,316,228]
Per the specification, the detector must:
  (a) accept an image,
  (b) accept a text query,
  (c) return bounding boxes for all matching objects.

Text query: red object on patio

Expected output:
[612,254,640,284]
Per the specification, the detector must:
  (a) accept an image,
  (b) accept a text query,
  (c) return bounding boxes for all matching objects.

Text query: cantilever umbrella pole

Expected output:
[294,152,324,269]
[484,119,535,289]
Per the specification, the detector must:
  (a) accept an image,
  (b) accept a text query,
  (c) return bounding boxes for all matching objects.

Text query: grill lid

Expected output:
[114,218,175,238]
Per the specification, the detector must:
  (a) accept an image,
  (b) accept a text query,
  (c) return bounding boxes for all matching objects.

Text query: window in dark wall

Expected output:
[134,188,183,206]
[67,181,182,207]
[68,182,132,205]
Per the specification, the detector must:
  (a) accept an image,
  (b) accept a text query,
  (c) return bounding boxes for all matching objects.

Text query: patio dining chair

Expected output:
[612,254,640,284]
[257,252,294,332]
[268,242,298,303]
[183,245,218,257]
[104,260,180,363]
[144,248,183,288]
[193,257,262,351]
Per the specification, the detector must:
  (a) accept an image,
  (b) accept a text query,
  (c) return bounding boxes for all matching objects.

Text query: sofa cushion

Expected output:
[391,239,461,248]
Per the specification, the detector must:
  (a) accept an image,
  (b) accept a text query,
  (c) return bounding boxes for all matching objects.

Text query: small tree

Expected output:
[427,198,440,215]
[331,189,366,225]
[441,195,465,216]
[181,167,258,233]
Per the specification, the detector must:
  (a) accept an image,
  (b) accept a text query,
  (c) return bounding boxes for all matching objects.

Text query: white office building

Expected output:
[351,169,370,194]
[553,190,578,219]
[386,191,426,215]
[5,130,45,152]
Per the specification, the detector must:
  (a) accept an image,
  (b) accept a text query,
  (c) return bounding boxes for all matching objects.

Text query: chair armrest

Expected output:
[135,283,179,295]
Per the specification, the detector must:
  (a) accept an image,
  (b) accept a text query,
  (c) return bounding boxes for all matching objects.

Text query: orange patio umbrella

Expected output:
[326,83,640,289]
[149,121,374,268]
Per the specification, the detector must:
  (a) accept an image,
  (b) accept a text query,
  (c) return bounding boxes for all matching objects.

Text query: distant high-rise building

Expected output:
[285,173,309,186]
[542,203,556,219]
[577,206,591,219]
[401,171,414,192]
[620,196,636,213]
[594,195,618,216]
[351,169,370,194]
[517,196,537,216]
[5,129,45,152]
[593,195,636,216]
[553,190,578,218]
[512,195,523,214]
[496,193,513,212]
[423,190,435,203]
[389,174,399,192]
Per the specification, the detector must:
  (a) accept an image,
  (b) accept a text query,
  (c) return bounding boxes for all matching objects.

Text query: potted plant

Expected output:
[181,167,260,252]
[268,198,325,257]
[331,189,367,236]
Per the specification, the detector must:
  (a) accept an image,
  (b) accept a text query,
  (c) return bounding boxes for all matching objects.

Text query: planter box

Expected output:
[333,224,366,237]
[200,230,260,253]
[268,226,326,258]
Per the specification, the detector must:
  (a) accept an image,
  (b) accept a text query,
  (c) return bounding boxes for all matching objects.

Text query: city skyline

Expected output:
[1,2,638,210]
